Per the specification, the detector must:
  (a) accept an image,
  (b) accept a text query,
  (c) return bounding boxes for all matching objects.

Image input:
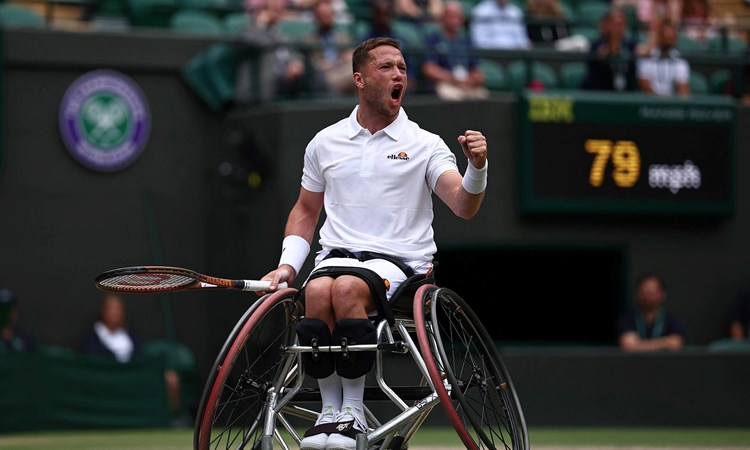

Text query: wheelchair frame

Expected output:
[194,282,529,450]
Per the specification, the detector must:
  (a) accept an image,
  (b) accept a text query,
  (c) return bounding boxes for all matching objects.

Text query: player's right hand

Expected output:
[259,266,293,296]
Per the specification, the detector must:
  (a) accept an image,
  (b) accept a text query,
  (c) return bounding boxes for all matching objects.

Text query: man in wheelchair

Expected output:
[262,37,488,450]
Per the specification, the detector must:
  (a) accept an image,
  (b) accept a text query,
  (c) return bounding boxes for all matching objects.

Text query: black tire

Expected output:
[194,288,301,450]
[415,287,529,450]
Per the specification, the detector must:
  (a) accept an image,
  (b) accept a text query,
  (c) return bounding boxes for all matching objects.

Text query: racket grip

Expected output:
[242,280,288,291]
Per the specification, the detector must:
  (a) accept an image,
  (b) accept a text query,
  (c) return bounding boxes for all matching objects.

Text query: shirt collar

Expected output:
[650,47,680,59]
[347,105,407,141]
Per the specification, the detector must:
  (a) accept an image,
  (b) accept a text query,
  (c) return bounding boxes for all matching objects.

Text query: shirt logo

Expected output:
[59,69,151,172]
[387,152,409,161]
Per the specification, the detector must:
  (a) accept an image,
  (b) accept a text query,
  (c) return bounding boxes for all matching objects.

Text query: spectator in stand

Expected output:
[470,0,531,50]
[637,19,690,97]
[83,293,184,421]
[83,293,142,362]
[360,0,420,92]
[581,8,638,92]
[304,0,356,96]
[293,0,354,25]
[236,0,307,102]
[680,0,715,46]
[617,273,686,352]
[613,0,681,55]
[421,1,489,100]
[394,0,444,22]
[613,0,681,29]
[0,288,37,353]
[525,0,570,46]
[728,286,750,341]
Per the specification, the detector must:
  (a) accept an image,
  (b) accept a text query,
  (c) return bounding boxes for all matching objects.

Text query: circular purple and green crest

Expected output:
[59,69,150,172]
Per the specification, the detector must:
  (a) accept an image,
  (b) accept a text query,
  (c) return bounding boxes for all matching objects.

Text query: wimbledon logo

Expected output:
[59,69,150,172]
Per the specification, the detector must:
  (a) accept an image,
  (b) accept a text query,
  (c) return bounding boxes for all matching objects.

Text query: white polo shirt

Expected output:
[637,48,690,97]
[301,106,459,263]
[470,0,531,50]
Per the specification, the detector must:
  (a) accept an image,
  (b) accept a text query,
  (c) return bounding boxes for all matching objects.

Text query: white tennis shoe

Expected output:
[300,405,337,450]
[325,407,367,450]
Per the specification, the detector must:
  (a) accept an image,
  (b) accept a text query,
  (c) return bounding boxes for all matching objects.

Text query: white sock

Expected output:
[340,374,366,420]
[318,373,342,413]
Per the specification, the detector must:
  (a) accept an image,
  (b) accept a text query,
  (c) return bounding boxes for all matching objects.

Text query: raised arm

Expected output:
[434,130,487,219]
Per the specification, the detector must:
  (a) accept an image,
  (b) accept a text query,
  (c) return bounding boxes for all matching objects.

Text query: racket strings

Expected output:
[99,273,195,291]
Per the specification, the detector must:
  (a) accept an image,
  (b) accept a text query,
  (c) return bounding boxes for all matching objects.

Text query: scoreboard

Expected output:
[518,91,736,216]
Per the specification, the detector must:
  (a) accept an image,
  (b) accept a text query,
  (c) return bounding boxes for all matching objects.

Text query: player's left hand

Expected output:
[458,130,487,170]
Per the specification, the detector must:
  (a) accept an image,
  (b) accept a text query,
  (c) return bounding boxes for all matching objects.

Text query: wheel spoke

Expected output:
[418,288,528,450]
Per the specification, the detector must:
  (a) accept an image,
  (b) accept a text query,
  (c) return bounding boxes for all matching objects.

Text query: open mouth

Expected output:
[391,85,402,101]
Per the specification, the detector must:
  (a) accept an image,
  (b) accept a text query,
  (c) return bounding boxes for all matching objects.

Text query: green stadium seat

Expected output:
[95,0,130,18]
[710,68,732,95]
[128,0,181,28]
[204,42,238,104]
[706,35,748,54]
[575,0,611,26]
[0,4,45,29]
[182,47,228,112]
[179,0,218,10]
[677,33,705,54]
[276,18,317,42]
[223,11,252,36]
[391,19,424,49]
[479,59,506,91]
[345,0,370,21]
[506,60,559,91]
[689,72,709,94]
[559,61,587,89]
[559,1,576,21]
[170,9,224,36]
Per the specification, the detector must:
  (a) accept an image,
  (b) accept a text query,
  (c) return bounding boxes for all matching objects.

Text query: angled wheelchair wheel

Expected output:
[194,288,301,450]
[414,286,529,450]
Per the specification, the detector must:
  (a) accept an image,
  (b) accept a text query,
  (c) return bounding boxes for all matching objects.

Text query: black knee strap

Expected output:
[332,319,376,379]
[295,318,334,379]
[307,266,393,325]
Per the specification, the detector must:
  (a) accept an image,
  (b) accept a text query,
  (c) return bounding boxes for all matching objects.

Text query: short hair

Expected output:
[352,37,401,73]
[636,272,665,291]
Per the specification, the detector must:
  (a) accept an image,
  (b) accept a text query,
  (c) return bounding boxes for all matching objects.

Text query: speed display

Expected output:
[518,91,736,216]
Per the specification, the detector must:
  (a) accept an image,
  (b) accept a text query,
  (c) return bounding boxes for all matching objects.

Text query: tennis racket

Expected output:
[95,266,287,293]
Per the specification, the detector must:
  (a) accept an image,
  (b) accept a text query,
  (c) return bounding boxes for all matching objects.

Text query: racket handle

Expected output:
[241,280,288,291]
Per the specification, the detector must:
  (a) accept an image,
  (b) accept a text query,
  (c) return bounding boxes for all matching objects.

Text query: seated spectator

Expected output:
[394,0,444,22]
[581,8,638,92]
[525,0,570,46]
[470,0,531,50]
[83,293,142,362]
[617,273,686,352]
[83,293,183,422]
[303,0,355,96]
[637,19,690,97]
[613,0,681,30]
[292,0,353,25]
[236,0,307,102]
[361,0,402,40]
[680,0,715,46]
[728,287,750,341]
[421,1,489,100]
[360,0,420,91]
[0,288,37,353]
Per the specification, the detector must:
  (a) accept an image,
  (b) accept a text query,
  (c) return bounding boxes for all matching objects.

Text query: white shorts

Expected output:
[304,253,433,300]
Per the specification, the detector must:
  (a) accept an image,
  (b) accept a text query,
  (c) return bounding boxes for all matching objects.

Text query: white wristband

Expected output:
[462,160,487,194]
[278,235,310,277]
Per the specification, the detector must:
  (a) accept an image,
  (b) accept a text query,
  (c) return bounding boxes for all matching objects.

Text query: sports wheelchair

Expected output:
[193,273,529,450]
